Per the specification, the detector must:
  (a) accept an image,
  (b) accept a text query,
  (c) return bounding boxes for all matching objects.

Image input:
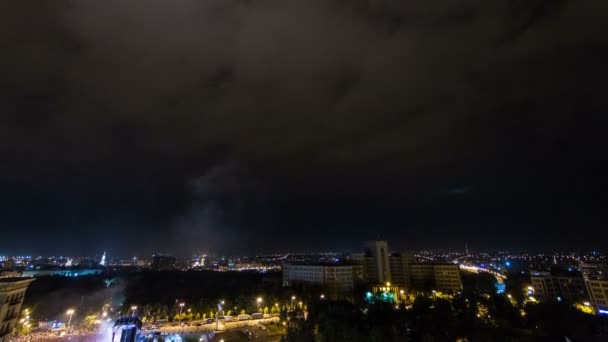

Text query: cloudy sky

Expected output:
[2,0,607,256]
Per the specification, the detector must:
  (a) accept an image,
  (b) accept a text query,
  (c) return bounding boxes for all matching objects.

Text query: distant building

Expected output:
[411,263,462,293]
[0,277,35,342]
[530,271,557,298]
[151,255,176,271]
[363,241,391,284]
[349,241,461,292]
[531,268,588,303]
[389,252,415,288]
[100,252,107,267]
[282,263,354,299]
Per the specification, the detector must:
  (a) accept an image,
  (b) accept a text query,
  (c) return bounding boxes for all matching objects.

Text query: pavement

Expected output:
[146,317,283,341]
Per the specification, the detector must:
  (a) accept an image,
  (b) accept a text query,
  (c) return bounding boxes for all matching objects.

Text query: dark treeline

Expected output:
[284,296,608,342]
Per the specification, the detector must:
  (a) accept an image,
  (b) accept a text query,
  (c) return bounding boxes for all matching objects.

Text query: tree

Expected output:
[264,306,269,315]
[195,313,201,320]
[240,309,246,315]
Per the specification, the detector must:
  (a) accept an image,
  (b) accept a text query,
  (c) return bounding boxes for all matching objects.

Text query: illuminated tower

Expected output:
[100,252,107,266]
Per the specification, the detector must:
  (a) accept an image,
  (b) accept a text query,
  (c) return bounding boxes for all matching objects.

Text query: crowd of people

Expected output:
[10,328,103,342]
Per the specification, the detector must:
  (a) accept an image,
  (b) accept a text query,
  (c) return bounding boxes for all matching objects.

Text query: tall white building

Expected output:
[364,240,391,284]
[100,252,106,266]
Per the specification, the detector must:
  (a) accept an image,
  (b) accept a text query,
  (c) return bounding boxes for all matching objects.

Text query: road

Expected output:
[147,317,283,341]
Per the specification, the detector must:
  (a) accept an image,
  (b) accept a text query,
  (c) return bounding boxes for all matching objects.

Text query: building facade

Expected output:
[364,241,391,284]
[585,279,608,315]
[433,264,463,293]
[0,278,35,342]
[389,252,415,288]
[282,263,354,299]
[530,271,557,298]
[531,269,588,303]
[411,263,462,293]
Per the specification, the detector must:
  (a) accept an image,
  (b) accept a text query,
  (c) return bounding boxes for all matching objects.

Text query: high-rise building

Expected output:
[151,255,176,271]
[283,263,354,299]
[100,252,107,267]
[364,240,391,284]
[389,252,415,288]
[0,277,35,342]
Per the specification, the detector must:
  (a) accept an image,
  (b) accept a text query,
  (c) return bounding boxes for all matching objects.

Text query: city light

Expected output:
[66,309,75,330]
[178,302,185,323]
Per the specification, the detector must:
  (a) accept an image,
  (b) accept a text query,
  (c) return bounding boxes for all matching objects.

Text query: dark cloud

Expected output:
[1,0,608,254]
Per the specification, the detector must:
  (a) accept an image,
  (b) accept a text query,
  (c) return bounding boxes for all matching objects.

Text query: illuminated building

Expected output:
[283,263,354,299]
[530,271,557,298]
[0,277,35,342]
[100,252,106,267]
[151,255,176,271]
[411,263,462,293]
[585,278,608,315]
[364,241,391,284]
[370,282,406,303]
[531,268,588,302]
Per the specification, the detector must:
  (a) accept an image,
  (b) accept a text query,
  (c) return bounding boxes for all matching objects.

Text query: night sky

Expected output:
[2,0,608,256]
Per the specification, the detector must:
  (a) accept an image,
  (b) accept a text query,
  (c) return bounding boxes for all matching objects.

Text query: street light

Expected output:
[320,294,325,300]
[131,306,137,317]
[257,297,263,312]
[66,309,75,331]
[179,303,185,323]
[291,296,296,310]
